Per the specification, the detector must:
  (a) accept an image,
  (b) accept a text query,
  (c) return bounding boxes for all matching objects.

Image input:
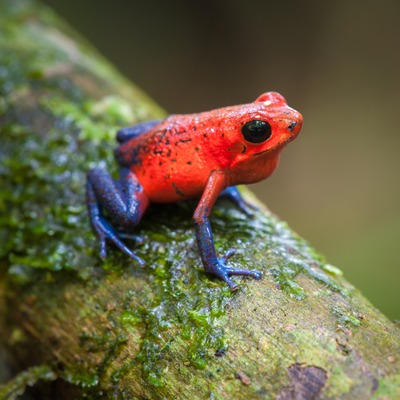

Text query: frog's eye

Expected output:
[241,120,272,143]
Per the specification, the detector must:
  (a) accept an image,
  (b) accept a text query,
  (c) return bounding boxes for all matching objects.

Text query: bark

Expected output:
[0,1,399,399]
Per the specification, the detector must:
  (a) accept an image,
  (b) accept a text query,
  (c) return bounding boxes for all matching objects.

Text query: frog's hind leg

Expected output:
[116,120,163,143]
[86,167,149,266]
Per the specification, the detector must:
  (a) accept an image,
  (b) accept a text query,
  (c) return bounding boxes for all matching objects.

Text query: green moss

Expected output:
[111,217,232,387]
[41,95,134,142]
[0,43,104,280]
[322,263,343,276]
[214,206,348,300]
[0,8,149,282]
[0,365,56,399]
[332,306,362,327]
[63,370,99,389]
[372,374,400,399]
[99,200,354,394]
[89,95,137,125]
[120,310,141,327]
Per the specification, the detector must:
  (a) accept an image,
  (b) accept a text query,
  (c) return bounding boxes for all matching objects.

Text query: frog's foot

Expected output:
[213,248,262,290]
[219,186,258,218]
[232,199,258,218]
[93,216,146,268]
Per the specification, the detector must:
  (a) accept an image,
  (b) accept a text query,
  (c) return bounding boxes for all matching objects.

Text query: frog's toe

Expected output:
[224,276,239,291]
[215,250,262,290]
[238,202,258,218]
[216,265,261,291]
[114,238,146,268]
[93,218,146,267]
[117,232,144,245]
[220,248,236,263]
[99,238,107,260]
[225,267,262,280]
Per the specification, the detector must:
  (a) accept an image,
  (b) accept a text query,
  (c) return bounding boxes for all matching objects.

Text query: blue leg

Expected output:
[86,167,149,266]
[193,172,262,290]
[219,186,257,217]
[116,120,163,143]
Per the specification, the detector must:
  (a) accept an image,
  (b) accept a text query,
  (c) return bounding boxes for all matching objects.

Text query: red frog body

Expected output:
[87,92,303,289]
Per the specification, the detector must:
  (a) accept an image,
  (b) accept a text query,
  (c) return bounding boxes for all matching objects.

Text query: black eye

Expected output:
[241,120,272,143]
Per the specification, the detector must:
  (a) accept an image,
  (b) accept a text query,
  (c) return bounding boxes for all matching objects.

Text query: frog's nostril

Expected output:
[287,121,298,132]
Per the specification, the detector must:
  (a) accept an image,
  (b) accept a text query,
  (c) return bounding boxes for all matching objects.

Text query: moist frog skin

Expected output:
[86,92,303,290]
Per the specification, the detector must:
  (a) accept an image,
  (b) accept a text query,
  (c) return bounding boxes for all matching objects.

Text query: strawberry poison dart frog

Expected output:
[86,92,303,290]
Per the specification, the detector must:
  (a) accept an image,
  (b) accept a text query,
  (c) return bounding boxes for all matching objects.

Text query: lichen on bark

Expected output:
[0,1,399,399]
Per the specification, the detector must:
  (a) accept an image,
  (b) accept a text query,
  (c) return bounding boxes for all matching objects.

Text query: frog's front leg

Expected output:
[86,167,149,266]
[193,171,262,290]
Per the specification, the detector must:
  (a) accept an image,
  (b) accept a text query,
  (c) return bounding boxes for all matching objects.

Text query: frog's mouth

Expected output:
[251,119,301,157]
[251,148,271,157]
[251,134,298,157]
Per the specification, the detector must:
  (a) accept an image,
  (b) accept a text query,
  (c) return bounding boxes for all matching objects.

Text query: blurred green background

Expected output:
[42,0,399,319]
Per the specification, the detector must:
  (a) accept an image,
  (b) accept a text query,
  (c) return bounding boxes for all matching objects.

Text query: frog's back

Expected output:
[114,115,221,202]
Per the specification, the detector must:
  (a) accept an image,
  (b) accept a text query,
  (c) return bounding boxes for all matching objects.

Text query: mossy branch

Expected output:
[0,1,399,399]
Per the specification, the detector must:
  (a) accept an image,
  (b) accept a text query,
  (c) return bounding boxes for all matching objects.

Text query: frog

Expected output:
[86,91,303,290]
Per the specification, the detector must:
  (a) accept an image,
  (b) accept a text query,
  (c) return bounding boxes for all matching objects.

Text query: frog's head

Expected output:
[238,92,302,154]
[227,92,303,184]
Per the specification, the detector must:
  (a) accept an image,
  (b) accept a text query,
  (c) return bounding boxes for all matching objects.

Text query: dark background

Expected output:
[42,0,400,319]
